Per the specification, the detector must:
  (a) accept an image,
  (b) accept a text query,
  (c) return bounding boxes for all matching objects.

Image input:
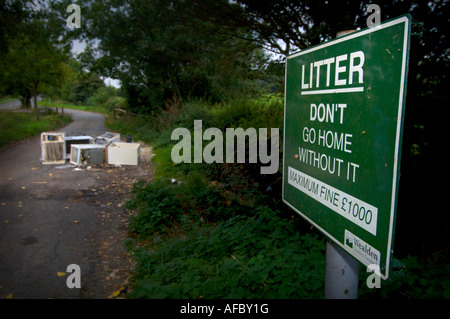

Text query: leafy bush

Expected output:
[127,179,183,236]
[88,86,115,106]
[128,207,326,299]
[359,255,450,299]
[126,166,259,238]
[118,93,315,297]
[103,96,127,111]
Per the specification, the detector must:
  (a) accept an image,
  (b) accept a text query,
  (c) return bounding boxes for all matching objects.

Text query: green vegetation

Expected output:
[1,1,69,109]
[126,210,326,299]
[116,94,329,298]
[359,255,450,299]
[0,111,72,148]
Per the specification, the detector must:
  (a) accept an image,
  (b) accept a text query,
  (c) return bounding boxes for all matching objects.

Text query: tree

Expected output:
[0,0,36,57]
[61,0,266,112]
[0,4,69,111]
[193,0,371,56]
[69,71,105,105]
[1,0,32,102]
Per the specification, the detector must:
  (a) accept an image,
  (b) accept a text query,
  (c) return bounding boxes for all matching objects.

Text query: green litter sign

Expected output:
[282,15,411,280]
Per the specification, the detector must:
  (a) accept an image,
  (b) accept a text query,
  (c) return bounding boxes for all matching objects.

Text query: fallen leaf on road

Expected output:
[20,186,26,190]
[4,220,10,223]
[49,173,53,176]
[112,286,125,298]
[73,220,79,224]
[6,293,13,299]
[57,272,66,277]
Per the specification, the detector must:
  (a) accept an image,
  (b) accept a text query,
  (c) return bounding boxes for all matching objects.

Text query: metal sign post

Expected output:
[282,15,412,295]
[325,241,359,298]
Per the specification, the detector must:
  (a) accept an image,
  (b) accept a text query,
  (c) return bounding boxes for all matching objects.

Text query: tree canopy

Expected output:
[61,0,271,112]
[0,0,70,108]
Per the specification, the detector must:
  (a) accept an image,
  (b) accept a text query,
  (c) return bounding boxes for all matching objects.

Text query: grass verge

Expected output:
[0,111,72,148]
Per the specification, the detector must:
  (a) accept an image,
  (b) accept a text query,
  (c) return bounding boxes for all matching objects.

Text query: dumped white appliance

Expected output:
[64,135,94,159]
[95,132,120,145]
[107,142,141,166]
[70,144,106,165]
[40,131,141,166]
[41,132,66,164]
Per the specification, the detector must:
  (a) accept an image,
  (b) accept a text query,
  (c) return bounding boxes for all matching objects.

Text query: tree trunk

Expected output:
[33,81,39,121]
[21,96,31,108]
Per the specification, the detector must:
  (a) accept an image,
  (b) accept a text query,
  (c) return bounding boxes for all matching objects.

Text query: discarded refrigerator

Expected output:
[70,144,106,165]
[107,142,140,166]
[64,135,94,159]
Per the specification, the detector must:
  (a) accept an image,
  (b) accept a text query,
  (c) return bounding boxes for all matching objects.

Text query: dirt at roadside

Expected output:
[74,143,154,299]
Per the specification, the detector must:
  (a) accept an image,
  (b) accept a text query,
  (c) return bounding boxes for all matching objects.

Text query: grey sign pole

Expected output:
[324,241,359,298]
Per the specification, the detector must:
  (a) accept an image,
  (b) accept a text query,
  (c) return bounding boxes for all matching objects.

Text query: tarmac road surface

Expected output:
[0,96,43,111]
[0,109,149,298]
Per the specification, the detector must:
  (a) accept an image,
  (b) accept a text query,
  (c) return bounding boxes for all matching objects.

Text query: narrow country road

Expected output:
[0,109,151,298]
[0,96,42,111]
